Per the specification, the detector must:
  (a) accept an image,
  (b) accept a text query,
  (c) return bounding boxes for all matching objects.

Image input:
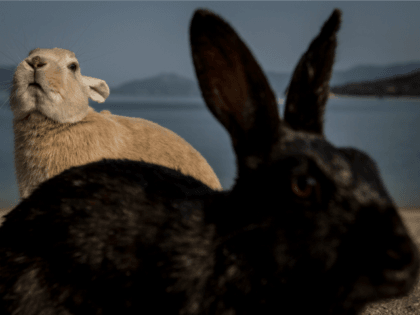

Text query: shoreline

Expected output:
[329,94,420,102]
[277,95,420,104]
[398,207,420,212]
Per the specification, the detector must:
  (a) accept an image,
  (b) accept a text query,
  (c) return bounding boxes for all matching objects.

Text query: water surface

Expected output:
[0,95,418,209]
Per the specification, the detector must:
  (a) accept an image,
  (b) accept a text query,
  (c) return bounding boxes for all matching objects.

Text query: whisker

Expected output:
[0,66,14,71]
[74,35,110,60]
[34,25,39,50]
[78,47,125,64]
[0,96,10,111]
[1,26,25,63]
[69,19,95,52]
[22,26,30,54]
[2,40,22,65]
[59,18,77,49]
[0,87,12,92]
[0,17,22,65]
[0,84,11,89]
[0,48,19,66]
[11,26,28,55]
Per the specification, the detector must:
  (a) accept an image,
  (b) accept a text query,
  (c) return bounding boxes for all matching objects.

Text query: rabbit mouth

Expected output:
[357,264,420,300]
[381,266,419,293]
[28,83,43,90]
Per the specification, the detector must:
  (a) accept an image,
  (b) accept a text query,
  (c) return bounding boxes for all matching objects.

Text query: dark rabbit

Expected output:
[0,8,418,315]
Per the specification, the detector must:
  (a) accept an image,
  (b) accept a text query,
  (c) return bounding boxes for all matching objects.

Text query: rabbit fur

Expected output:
[0,8,418,315]
[10,48,222,200]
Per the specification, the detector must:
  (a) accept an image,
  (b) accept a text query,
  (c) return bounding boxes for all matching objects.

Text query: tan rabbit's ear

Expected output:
[82,76,110,103]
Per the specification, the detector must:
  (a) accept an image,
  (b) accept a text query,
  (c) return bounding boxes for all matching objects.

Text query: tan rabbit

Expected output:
[10,48,222,199]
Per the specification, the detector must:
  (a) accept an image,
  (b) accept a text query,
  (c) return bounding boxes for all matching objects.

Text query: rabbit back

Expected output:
[0,159,216,315]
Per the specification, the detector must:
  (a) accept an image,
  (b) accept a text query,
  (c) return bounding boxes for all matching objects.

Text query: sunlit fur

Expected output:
[11,48,222,199]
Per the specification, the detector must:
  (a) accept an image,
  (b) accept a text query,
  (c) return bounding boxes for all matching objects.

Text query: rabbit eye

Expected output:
[68,63,78,71]
[291,176,318,199]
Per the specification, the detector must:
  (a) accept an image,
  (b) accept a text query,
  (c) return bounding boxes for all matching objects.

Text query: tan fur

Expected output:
[11,48,222,199]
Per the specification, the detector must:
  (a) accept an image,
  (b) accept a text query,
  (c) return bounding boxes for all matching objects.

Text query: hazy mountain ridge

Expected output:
[110,61,420,97]
[330,62,420,86]
[271,62,420,98]
[330,70,420,97]
[1,62,419,97]
[111,73,201,96]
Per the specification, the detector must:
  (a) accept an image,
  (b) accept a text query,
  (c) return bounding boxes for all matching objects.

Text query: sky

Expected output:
[0,1,418,89]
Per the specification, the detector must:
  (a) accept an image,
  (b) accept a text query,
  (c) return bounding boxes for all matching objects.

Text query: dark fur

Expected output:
[0,8,418,315]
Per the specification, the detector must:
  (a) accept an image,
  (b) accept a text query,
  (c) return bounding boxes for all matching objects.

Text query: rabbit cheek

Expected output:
[65,75,87,104]
[43,67,64,98]
[11,71,36,117]
[40,74,87,123]
[12,89,36,118]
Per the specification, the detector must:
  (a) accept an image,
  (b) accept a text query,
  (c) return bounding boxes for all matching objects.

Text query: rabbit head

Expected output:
[10,47,109,123]
[0,8,417,315]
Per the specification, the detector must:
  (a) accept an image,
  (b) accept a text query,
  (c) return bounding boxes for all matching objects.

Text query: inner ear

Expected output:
[88,87,106,103]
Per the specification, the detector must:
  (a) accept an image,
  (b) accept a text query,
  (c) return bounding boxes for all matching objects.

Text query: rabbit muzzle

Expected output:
[379,239,420,296]
[353,207,420,299]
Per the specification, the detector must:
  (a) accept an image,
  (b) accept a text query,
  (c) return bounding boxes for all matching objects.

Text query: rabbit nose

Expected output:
[27,56,47,69]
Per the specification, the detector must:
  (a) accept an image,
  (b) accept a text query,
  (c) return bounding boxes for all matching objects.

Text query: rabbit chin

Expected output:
[19,89,89,124]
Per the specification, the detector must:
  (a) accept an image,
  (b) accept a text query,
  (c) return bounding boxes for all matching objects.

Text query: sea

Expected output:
[0,93,419,209]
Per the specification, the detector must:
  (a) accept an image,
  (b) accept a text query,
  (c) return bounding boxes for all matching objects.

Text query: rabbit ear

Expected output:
[190,9,280,159]
[284,9,341,135]
[81,75,110,103]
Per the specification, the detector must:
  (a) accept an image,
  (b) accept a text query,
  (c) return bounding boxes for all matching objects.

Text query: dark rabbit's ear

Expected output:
[284,9,341,135]
[190,9,280,160]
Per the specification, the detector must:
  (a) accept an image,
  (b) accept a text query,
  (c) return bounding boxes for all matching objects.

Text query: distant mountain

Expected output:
[272,62,420,98]
[330,61,420,86]
[111,71,294,98]
[109,71,295,98]
[111,73,200,96]
[330,70,420,97]
[3,61,420,98]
